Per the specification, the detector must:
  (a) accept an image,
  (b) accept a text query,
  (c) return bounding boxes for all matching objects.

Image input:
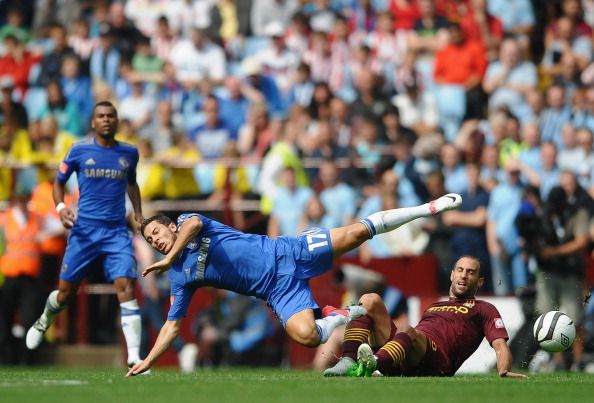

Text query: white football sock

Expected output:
[39,290,66,328]
[120,299,141,364]
[315,314,347,344]
[362,204,430,237]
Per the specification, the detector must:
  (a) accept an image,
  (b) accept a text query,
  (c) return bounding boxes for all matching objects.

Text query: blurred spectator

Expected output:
[408,0,449,55]
[570,86,594,132]
[142,100,175,154]
[29,167,69,296]
[0,76,28,128]
[251,0,299,37]
[486,158,526,295]
[558,123,582,172]
[188,95,236,160]
[135,138,164,200]
[542,16,593,75]
[132,36,163,76]
[170,27,226,84]
[37,23,75,87]
[0,6,31,44]
[89,24,121,88]
[155,132,201,200]
[517,121,542,172]
[487,0,535,40]
[60,54,93,129]
[0,34,41,100]
[68,18,97,70]
[108,1,145,59]
[390,0,420,31]
[392,79,438,136]
[483,38,537,117]
[150,15,177,62]
[0,184,43,364]
[192,290,281,367]
[434,23,487,141]
[31,0,81,35]
[255,21,299,93]
[379,104,416,145]
[348,69,388,122]
[459,0,504,60]
[367,10,408,83]
[242,57,285,118]
[298,193,335,231]
[442,162,492,292]
[285,62,315,108]
[318,160,357,228]
[440,143,468,194]
[536,172,590,371]
[39,80,82,137]
[267,166,314,237]
[119,79,154,136]
[498,113,526,168]
[574,127,594,190]
[237,102,274,159]
[257,121,308,213]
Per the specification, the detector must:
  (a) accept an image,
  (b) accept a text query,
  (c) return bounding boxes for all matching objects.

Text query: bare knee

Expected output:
[287,321,320,347]
[57,285,77,305]
[114,278,136,302]
[359,293,384,312]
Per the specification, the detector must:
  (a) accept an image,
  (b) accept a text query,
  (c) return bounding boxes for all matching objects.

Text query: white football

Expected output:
[533,311,576,352]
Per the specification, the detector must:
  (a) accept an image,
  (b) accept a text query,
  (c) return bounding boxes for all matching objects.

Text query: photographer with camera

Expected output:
[528,171,590,371]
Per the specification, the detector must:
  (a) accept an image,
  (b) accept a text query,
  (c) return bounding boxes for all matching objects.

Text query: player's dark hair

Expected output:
[456,255,483,277]
[93,101,118,117]
[140,214,174,237]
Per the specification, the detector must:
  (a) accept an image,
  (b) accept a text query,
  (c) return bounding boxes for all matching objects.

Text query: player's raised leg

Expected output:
[114,277,142,367]
[26,280,79,349]
[330,194,462,257]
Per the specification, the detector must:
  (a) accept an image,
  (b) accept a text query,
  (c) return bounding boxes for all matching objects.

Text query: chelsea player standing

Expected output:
[26,101,145,369]
[127,193,462,376]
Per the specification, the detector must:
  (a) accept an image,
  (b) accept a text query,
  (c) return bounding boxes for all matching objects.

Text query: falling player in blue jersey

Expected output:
[26,101,145,368]
[127,194,463,376]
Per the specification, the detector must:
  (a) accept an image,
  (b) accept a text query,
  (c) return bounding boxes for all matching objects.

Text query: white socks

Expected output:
[120,299,141,364]
[315,314,347,344]
[361,204,430,237]
[39,290,66,329]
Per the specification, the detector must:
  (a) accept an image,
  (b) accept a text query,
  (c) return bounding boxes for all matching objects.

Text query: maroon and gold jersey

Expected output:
[414,298,508,375]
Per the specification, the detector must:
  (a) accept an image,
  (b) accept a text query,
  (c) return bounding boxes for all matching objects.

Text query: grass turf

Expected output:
[0,367,593,403]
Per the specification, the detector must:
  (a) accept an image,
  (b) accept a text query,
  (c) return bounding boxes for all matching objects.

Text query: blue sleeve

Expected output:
[177,213,209,233]
[56,145,79,184]
[167,284,197,320]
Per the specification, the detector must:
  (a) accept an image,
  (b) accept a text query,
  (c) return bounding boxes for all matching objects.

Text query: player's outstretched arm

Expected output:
[142,216,203,277]
[492,338,528,379]
[126,319,182,376]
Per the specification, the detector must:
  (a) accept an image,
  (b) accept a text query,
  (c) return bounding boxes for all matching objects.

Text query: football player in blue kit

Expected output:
[26,101,145,368]
[127,194,462,376]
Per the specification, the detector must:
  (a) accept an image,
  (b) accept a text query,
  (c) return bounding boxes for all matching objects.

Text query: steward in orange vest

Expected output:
[0,195,42,278]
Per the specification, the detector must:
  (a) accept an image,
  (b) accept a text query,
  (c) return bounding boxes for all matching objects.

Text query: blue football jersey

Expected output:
[57,138,139,223]
[168,214,277,299]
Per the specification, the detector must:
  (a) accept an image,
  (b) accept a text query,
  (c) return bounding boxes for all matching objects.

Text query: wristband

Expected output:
[56,202,66,213]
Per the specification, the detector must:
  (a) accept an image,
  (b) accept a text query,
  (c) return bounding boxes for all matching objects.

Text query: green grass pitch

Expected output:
[0,367,593,403]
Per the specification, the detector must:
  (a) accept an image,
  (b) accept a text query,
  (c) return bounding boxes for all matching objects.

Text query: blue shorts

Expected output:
[60,218,137,283]
[267,227,334,326]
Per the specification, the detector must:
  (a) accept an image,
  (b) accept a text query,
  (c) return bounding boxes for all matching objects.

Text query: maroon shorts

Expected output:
[379,333,453,377]
[413,335,453,377]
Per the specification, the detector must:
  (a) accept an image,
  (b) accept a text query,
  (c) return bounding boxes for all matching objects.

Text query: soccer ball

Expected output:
[533,311,576,352]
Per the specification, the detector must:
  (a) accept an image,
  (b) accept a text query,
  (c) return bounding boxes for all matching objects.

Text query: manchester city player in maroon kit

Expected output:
[326,255,527,378]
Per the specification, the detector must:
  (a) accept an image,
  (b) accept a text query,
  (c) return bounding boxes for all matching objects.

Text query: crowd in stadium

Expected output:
[1,0,594,372]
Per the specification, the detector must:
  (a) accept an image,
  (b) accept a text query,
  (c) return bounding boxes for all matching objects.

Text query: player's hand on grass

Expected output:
[142,258,173,277]
[59,207,76,229]
[500,370,528,379]
[126,360,151,377]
